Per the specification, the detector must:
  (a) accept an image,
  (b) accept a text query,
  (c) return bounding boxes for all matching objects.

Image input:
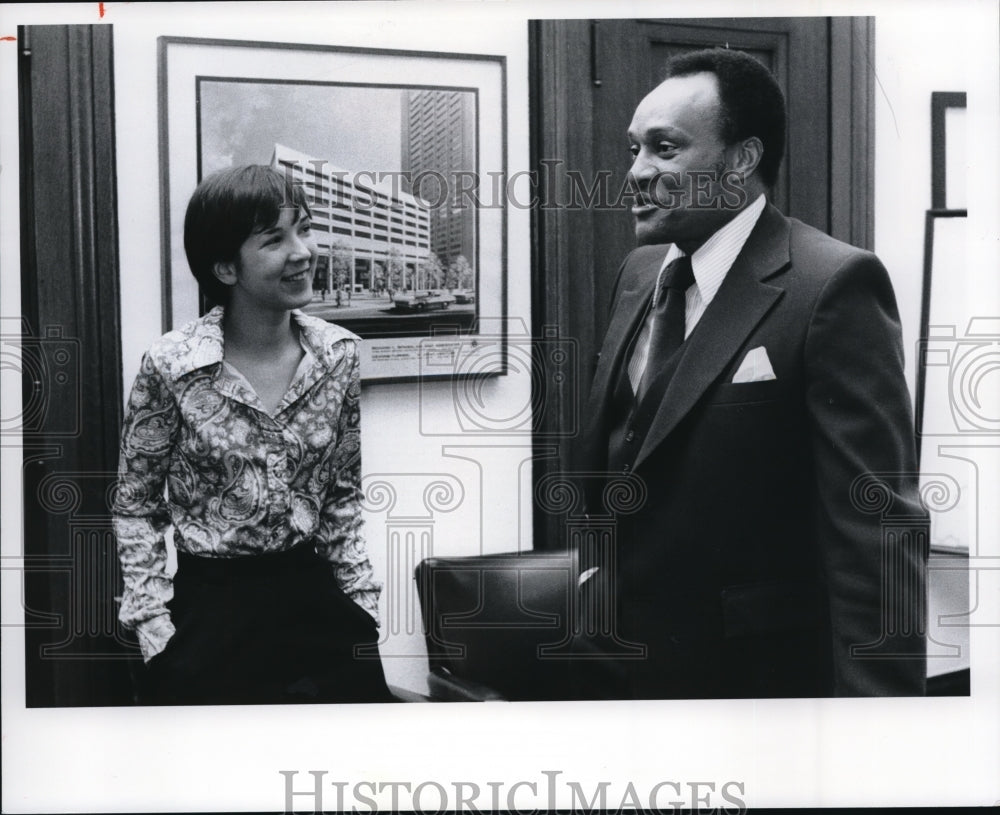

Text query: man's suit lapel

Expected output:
[579,250,662,473]
[633,204,791,472]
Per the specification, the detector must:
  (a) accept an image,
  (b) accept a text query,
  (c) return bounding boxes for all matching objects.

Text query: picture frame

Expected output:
[916,91,973,554]
[930,90,967,211]
[158,36,507,383]
[915,90,968,457]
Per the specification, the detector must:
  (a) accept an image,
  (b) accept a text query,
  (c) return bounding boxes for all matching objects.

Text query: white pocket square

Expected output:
[732,346,776,383]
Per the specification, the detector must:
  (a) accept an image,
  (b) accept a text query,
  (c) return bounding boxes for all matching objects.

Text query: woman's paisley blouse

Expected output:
[112,306,379,661]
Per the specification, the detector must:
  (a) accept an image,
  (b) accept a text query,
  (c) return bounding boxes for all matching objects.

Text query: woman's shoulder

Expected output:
[145,307,225,381]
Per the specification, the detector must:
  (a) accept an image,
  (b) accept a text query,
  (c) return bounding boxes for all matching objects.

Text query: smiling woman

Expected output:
[112,165,392,705]
[219,206,317,315]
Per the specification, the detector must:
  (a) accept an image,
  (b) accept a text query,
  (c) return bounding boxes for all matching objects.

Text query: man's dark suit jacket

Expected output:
[576,203,928,698]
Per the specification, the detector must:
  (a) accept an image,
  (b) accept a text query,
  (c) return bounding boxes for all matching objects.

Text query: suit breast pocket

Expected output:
[706,379,780,406]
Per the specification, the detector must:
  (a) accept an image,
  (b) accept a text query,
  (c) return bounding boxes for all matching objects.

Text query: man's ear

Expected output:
[728,136,764,179]
[213,260,237,287]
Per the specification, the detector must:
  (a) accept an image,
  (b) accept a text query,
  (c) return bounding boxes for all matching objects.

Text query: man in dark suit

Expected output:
[574,48,927,698]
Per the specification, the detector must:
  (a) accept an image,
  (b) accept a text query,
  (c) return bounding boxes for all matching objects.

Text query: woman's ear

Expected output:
[213,260,237,287]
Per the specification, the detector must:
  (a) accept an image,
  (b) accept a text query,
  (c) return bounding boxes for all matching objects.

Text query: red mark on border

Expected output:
[1,36,16,42]
[99,3,105,18]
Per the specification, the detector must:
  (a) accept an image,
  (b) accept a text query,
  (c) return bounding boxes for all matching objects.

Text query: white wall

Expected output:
[874,8,1000,676]
[874,11,991,394]
[112,4,532,694]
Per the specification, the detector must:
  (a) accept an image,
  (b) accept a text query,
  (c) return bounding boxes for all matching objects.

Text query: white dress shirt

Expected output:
[627,194,767,392]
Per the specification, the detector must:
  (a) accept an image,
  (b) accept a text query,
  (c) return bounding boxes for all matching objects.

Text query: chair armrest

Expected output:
[427,667,507,702]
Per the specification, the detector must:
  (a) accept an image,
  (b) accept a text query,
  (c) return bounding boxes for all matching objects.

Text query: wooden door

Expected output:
[530,17,874,548]
[18,25,134,706]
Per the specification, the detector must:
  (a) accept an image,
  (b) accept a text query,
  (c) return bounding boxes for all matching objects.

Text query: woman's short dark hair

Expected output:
[183,165,311,306]
[662,48,786,187]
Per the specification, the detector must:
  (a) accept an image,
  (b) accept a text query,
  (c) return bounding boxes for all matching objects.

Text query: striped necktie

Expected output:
[638,254,694,399]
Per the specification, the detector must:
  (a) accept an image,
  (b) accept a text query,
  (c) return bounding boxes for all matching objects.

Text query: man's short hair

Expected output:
[662,47,786,187]
[183,164,311,306]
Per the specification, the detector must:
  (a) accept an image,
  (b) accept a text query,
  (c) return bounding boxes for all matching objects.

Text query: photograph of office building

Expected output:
[196,79,479,337]
[271,142,432,293]
[402,89,477,271]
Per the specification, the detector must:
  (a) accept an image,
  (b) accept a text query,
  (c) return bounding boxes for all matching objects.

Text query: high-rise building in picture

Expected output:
[270,143,432,293]
[401,89,476,278]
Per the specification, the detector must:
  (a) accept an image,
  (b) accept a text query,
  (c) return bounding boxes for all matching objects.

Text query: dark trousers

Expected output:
[141,544,393,705]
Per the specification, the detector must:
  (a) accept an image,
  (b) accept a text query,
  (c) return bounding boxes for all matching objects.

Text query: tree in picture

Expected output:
[329,239,353,306]
[421,252,445,290]
[387,247,406,292]
[450,255,473,290]
[372,261,387,297]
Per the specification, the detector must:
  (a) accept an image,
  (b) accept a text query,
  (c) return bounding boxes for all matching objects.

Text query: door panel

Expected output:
[18,24,133,706]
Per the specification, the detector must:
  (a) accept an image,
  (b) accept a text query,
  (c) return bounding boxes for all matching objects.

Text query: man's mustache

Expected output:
[627,168,748,210]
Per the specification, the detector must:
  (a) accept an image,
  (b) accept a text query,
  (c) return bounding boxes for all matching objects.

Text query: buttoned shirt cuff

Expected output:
[135,614,176,663]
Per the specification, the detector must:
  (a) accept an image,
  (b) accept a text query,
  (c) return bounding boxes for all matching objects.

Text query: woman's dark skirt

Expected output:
[141,544,393,705]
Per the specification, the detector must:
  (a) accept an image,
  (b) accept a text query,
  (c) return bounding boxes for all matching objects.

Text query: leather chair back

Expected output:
[415,550,578,701]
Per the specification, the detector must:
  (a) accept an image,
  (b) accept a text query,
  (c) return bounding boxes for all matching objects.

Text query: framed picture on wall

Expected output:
[916,91,975,554]
[158,36,508,383]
